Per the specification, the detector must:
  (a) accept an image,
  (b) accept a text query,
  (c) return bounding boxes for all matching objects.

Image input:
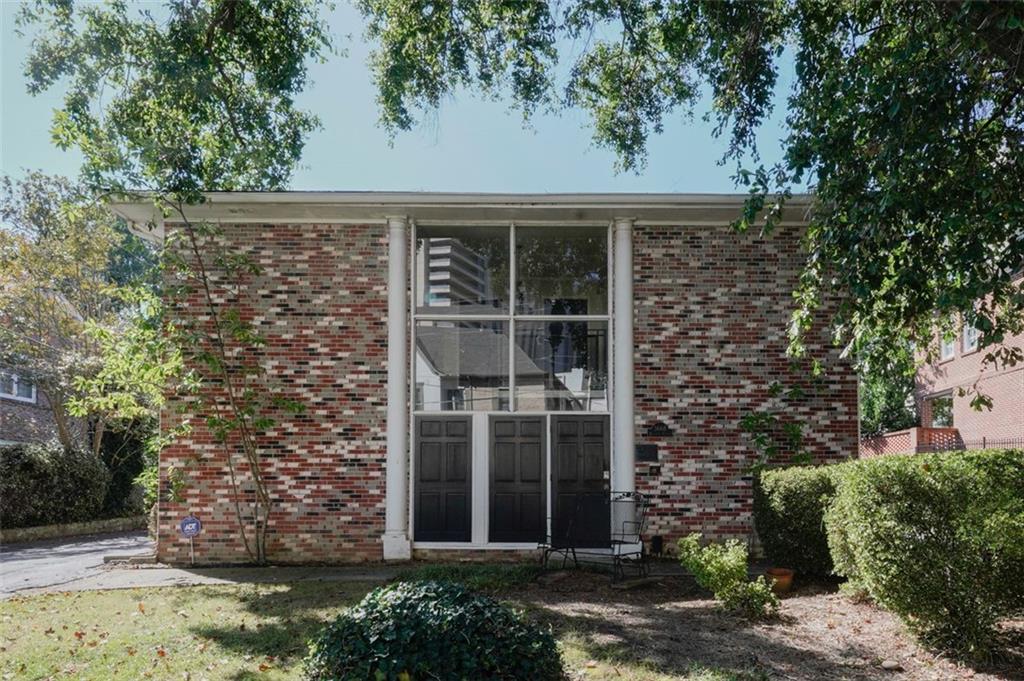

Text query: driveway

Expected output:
[0,531,153,596]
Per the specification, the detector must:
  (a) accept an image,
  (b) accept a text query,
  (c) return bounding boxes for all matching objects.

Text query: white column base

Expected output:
[382,531,412,561]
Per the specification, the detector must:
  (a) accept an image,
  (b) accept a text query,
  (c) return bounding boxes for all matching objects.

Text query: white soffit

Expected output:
[109,191,815,241]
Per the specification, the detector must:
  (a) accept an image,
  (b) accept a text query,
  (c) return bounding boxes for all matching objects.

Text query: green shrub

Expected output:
[678,533,779,619]
[304,581,564,681]
[825,449,1024,659]
[753,465,836,575]
[0,441,111,528]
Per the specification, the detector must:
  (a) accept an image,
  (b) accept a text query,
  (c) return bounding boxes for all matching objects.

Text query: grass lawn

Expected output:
[0,579,755,681]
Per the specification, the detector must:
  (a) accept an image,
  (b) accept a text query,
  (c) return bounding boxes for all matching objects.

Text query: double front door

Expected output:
[413,414,610,544]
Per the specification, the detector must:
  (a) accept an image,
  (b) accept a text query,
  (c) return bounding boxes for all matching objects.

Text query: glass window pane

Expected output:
[415,321,510,411]
[514,321,608,411]
[415,226,509,314]
[15,378,34,399]
[0,373,13,396]
[516,226,607,315]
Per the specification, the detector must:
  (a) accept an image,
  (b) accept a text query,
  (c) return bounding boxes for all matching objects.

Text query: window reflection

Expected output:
[514,321,608,411]
[415,321,511,411]
[415,226,509,314]
[516,226,607,315]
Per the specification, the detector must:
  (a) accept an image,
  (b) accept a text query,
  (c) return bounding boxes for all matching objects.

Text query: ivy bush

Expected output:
[677,533,779,619]
[304,581,564,681]
[825,450,1024,659]
[0,442,110,528]
[753,465,836,575]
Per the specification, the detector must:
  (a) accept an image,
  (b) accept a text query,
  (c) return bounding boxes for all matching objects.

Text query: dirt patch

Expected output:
[515,572,1023,681]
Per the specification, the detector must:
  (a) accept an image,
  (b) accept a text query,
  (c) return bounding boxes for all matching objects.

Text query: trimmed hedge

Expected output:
[753,465,836,575]
[0,442,111,529]
[304,581,564,680]
[825,449,1024,658]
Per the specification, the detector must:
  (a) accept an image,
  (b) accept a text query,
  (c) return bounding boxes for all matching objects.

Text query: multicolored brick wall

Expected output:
[158,219,858,565]
[633,224,858,549]
[157,223,389,564]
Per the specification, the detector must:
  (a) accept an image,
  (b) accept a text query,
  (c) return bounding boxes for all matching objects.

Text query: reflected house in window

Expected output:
[415,323,543,411]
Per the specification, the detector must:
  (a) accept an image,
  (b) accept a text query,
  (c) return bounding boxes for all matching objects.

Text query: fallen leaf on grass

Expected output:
[156,647,167,658]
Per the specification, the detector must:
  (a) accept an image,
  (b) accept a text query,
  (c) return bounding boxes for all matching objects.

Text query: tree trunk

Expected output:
[46,390,75,450]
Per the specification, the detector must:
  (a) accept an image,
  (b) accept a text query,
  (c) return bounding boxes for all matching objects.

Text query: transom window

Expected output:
[413,224,609,413]
[0,371,36,403]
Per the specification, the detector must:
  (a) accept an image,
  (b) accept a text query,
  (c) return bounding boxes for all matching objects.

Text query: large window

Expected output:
[414,224,609,412]
[0,371,36,403]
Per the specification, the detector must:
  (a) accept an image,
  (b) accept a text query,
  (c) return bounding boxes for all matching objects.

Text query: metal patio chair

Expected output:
[538,490,651,580]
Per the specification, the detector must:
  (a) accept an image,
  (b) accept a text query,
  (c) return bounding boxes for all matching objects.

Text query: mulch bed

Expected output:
[515,571,1024,681]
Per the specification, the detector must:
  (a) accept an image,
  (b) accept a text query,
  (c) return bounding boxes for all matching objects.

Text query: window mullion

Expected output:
[508,222,516,412]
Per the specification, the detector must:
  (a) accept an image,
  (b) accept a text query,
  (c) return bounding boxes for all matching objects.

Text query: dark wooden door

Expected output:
[552,415,610,548]
[489,416,545,543]
[414,416,471,542]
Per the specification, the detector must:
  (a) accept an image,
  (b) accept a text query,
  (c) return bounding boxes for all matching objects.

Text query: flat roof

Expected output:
[110,191,815,240]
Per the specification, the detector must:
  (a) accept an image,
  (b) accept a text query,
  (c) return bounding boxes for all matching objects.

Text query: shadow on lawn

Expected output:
[187,582,365,680]
[515,573,1022,681]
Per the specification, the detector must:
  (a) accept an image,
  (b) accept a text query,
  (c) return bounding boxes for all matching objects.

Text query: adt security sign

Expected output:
[180,515,202,538]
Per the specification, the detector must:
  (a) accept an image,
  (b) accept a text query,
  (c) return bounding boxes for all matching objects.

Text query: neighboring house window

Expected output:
[962,323,979,353]
[940,335,956,361]
[0,371,37,403]
[927,395,954,428]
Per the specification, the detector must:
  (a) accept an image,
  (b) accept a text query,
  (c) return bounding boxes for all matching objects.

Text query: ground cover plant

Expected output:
[304,580,563,680]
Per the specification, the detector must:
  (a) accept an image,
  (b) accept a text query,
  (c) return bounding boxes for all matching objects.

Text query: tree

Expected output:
[0,172,154,455]
[17,0,331,563]
[356,0,1024,390]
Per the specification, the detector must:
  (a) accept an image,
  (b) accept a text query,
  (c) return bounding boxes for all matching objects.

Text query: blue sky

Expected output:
[2,2,795,193]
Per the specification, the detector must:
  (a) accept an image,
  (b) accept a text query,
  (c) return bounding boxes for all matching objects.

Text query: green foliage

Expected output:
[358,0,1024,386]
[17,0,333,196]
[98,421,153,517]
[677,533,779,619]
[825,450,1024,659]
[753,465,835,576]
[858,343,919,437]
[304,581,564,681]
[396,562,543,592]
[739,379,814,470]
[0,442,111,528]
[0,172,154,454]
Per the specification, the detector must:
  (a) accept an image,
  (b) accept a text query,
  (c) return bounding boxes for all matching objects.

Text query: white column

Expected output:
[383,216,412,560]
[612,218,636,494]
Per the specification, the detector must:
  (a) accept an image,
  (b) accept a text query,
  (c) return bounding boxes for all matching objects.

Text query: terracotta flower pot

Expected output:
[765,567,794,595]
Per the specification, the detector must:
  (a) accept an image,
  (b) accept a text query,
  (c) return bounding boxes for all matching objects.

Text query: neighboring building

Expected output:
[112,192,858,565]
[0,368,59,445]
[915,319,1024,446]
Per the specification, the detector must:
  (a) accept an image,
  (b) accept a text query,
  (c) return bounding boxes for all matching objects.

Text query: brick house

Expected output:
[915,319,1024,446]
[113,193,858,565]
[0,369,60,445]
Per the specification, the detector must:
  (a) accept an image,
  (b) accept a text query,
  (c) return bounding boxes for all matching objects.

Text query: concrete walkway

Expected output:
[0,531,153,596]
[16,564,400,596]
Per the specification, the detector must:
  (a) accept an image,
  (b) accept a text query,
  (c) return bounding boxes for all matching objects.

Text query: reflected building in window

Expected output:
[415,230,504,312]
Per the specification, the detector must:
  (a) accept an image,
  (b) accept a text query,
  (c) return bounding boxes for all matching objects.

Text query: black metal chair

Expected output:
[538,490,650,580]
